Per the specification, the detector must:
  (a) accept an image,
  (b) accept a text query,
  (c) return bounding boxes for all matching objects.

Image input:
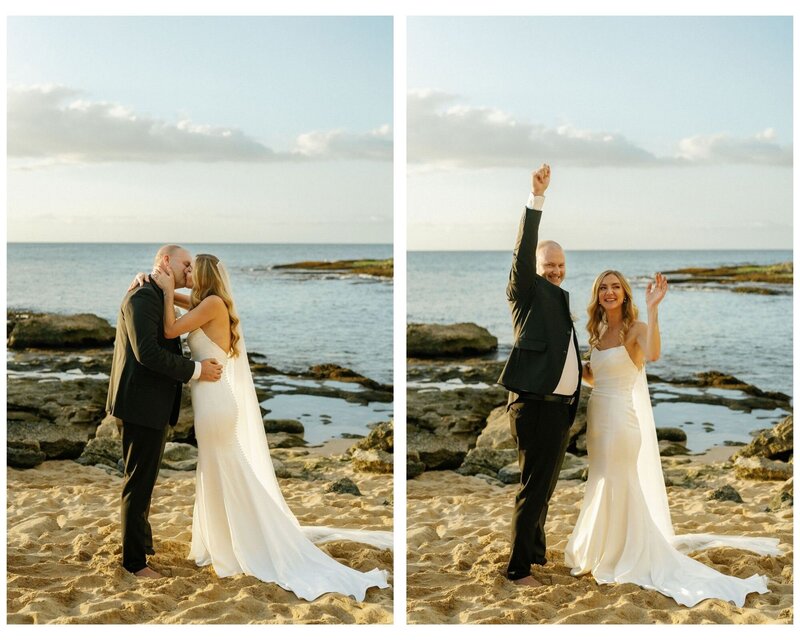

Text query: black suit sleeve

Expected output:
[507,207,541,301]
[124,287,195,383]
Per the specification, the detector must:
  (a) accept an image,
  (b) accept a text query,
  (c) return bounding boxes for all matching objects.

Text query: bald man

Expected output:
[497,165,582,586]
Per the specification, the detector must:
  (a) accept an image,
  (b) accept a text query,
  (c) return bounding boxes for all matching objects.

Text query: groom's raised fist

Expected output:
[531,164,551,196]
[200,358,223,382]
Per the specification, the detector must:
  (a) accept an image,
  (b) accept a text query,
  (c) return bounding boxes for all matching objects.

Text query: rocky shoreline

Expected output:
[663,261,792,295]
[272,258,393,279]
[7,311,393,479]
[406,322,793,485]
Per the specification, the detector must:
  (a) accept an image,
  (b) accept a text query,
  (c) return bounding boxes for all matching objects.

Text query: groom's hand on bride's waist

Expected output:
[199,358,223,382]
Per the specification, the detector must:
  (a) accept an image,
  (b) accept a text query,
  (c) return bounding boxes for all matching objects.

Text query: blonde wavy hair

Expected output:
[190,254,241,358]
[585,270,638,356]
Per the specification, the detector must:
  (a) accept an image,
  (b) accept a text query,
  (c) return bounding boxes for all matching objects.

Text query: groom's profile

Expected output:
[106,244,223,578]
[497,165,582,586]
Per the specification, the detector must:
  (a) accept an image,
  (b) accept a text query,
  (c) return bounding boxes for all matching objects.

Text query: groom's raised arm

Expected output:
[124,287,196,383]
[507,165,549,301]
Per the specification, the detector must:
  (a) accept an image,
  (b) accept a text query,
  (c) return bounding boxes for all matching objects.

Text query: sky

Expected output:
[407,16,793,250]
[7,17,393,243]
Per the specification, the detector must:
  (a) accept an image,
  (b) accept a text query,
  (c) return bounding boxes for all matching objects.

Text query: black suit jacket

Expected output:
[106,280,196,429]
[497,207,582,424]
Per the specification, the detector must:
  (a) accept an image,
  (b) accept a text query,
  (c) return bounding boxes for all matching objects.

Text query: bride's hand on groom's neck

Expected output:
[127,272,150,292]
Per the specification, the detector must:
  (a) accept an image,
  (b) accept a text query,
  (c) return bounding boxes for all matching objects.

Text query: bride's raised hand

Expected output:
[645,272,668,309]
[127,272,151,292]
[151,265,175,297]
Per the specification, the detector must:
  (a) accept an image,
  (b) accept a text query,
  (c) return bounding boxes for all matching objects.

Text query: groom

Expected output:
[106,244,223,578]
[497,165,582,586]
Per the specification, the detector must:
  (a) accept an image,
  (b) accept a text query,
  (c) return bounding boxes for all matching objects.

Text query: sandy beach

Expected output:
[406,459,792,624]
[7,457,393,624]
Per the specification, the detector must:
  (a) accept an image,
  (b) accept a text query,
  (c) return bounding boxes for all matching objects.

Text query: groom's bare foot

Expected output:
[512,575,543,587]
[133,566,164,579]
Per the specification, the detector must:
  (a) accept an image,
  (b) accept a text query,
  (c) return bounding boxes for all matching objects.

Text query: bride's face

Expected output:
[598,274,625,312]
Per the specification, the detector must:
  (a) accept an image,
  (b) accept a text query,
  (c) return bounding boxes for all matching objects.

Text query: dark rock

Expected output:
[407,323,498,358]
[708,484,744,503]
[326,477,362,496]
[659,441,690,456]
[498,462,521,485]
[264,419,305,434]
[734,415,793,462]
[7,442,47,468]
[8,312,115,349]
[656,427,687,443]
[349,421,393,453]
[304,363,391,392]
[407,451,425,479]
[266,432,307,449]
[456,447,517,477]
[76,437,123,467]
[407,430,472,470]
[351,449,392,474]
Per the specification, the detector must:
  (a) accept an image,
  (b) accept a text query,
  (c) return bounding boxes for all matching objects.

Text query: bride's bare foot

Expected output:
[512,575,543,587]
[133,566,164,579]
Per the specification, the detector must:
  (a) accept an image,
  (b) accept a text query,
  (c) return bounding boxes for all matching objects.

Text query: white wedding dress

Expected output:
[564,345,781,607]
[183,271,391,601]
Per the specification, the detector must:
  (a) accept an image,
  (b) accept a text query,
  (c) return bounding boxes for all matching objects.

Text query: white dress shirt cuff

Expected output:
[191,361,202,380]
[527,193,546,210]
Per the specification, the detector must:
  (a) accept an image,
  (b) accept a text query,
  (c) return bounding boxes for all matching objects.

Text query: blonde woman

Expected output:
[564,270,780,607]
[137,254,391,601]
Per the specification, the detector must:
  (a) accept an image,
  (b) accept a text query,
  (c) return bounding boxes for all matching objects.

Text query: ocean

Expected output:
[7,243,393,385]
[409,250,793,451]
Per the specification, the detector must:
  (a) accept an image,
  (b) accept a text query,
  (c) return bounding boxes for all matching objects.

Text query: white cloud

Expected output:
[408,89,792,169]
[676,129,792,166]
[8,85,391,166]
[293,124,392,160]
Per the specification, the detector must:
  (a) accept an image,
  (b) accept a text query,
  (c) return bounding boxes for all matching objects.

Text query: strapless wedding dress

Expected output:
[564,345,780,607]
[185,327,391,602]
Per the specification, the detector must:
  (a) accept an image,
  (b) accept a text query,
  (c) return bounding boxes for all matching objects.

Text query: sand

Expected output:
[7,459,393,624]
[407,461,792,624]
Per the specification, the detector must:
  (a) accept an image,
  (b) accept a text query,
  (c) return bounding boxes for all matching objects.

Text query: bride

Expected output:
[564,269,781,607]
[138,254,391,602]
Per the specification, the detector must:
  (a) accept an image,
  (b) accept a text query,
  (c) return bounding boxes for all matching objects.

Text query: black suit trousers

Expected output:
[506,399,571,580]
[120,421,169,573]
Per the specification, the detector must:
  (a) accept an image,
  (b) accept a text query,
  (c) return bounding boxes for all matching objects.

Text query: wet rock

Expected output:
[708,485,743,503]
[351,449,392,474]
[734,456,793,481]
[264,419,305,434]
[407,323,498,358]
[656,427,687,443]
[735,415,792,462]
[7,443,47,469]
[8,312,115,349]
[76,437,123,467]
[497,462,521,485]
[267,432,307,449]
[659,441,690,456]
[475,406,515,450]
[304,363,391,392]
[349,421,393,453]
[326,477,362,496]
[407,451,425,479]
[456,447,517,477]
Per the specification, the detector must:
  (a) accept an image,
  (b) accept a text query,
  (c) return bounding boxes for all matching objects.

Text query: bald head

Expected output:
[536,240,566,286]
[153,244,194,290]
